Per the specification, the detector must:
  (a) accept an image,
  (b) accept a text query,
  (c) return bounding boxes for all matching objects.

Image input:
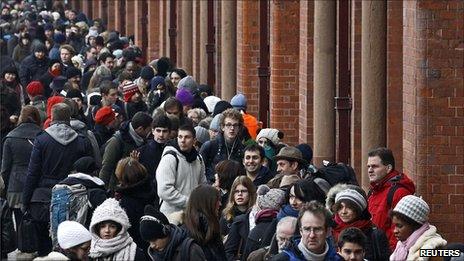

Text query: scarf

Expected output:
[390,222,430,261]
[277,204,300,221]
[89,232,137,261]
[170,140,199,163]
[149,225,188,260]
[298,240,328,261]
[129,123,145,147]
[332,214,373,242]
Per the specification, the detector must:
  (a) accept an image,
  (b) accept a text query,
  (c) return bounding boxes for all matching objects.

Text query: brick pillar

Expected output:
[199,0,208,84]
[269,1,300,145]
[99,0,108,26]
[107,0,116,31]
[298,1,314,145]
[125,0,135,36]
[147,0,160,61]
[158,1,166,57]
[403,0,464,243]
[176,1,183,68]
[92,0,100,19]
[134,0,148,62]
[181,0,193,74]
[82,0,91,20]
[215,1,222,96]
[192,1,201,80]
[114,0,125,34]
[236,1,260,117]
[220,0,237,101]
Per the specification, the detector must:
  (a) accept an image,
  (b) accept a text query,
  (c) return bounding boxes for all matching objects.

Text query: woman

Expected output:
[330,186,390,260]
[220,176,256,236]
[169,68,187,88]
[183,184,226,260]
[0,66,23,117]
[187,108,207,127]
[89,198,147,260]
[390,195,447,261]
[214,160,247,211]
[114,157,155,252]
[0,106,42,226]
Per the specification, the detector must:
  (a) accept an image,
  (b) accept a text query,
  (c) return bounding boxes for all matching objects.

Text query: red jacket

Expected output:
[368,170,415,251]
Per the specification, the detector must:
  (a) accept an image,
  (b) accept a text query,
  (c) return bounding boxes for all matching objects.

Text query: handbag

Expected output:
[17,211,38,253]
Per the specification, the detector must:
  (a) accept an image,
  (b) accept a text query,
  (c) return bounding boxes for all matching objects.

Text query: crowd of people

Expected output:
[1,1,463,261]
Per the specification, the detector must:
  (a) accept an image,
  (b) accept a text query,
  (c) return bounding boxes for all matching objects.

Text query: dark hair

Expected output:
[95,220,122,237]
[215,160,246,190]
[390,211,422,231]
[51,103,71,122]
[178,124,196,137]
[333,199,363,220]
[115,157,147,187]
[152,114,172,130]
[131,112,152,129]
[184,184,221,245]
[368,147,395,170]
[98,52,115,64]
[99,80,118,95]
[62,98,80,118]
[170,68,187,79]
[337,227,367,249]
[164,97,183,113]
[297,201,332,229]
[291,179,326,204]
[18,105,41,126]
[244,144,265,160]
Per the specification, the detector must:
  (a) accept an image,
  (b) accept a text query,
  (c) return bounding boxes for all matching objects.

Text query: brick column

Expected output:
[192,1,200,80]
[106,0,116,31]
[403,0,464,243]
[298,1,314,145]
[125,0,135,36]
[82,0,92,20]
[158,1,166,57]
[180,0,193,74]
[147,0,160,61]
[269,1,300,145]
[199,0,208,84]
[220,0,237,101]
[215,1,222,96]
[114,0,125,34]
[236,1,260,116]
[92,0,100,19]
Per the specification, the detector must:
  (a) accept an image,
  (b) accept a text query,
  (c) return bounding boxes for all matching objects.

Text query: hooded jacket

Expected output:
[19,45,50,86]
[156,143,207,215]
[22,122,92,208]
[368,170,415,251]
[70,119,102,168]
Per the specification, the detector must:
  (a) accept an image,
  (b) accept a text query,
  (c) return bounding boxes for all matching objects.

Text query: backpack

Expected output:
[49,183,91,249]
[368,174,406,209]
[313,161,359,186]
[180,237,194,261]
[164,150,203,172]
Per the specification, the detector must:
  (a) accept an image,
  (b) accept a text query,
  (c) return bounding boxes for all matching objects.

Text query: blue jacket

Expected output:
[271,239,340,261]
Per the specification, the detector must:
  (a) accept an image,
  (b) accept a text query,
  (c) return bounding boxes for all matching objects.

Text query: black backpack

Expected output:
[313,162,359,186]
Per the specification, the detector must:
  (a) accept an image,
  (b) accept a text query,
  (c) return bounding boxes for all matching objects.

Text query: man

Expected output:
[230,93,260,139]
[243,144,275,187]
[38,59,61,98]
[65,66,81,91]
[91,80,126,123]
[22,103,92,256]
[19,43,50,87]
[122,81,147,120]
[49,32,66,60]
[366,147,415,251]
[336,227,367,261]
[59,44,76,75]
[272,201,339,261]
[92,106,121,147]
[99,52,115,71]
[267,146,307,188]
[99,111,152,192]
[156,124,207,215]
[163,97,192,126]
[200,108,245,183]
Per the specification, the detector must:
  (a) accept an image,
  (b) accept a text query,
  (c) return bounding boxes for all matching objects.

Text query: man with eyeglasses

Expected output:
[200,108,245,183]
[271,201,339,261]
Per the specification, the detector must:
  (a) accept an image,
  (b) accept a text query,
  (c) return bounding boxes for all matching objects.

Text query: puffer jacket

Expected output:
[19,53,49,87]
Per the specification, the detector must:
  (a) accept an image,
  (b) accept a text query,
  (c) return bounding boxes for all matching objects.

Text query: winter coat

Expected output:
[403,225,447,261]
[200,133,245,183]
[243,209,278,260]
[70,119,102,168]
[115,176,155,252]
[156,143,207,215]
[31,95,48,122]
[0,82,21,116]
[92,124,115,148]
[48,44,60,60]
[271,239,341,261]
[220,206,247,237]
[224,212,250,261]
[1,198,16,255]
[126,100,148,120]
[368,170,415,250]
[22,123,93,208]
[1,123,42,208]
[19,53,49,87]
[253,166,275,187]
[147,90,170,115]
[247,234,280,261]
[38,71,55,98]
[138,140,165,208]
[12,44,31,65]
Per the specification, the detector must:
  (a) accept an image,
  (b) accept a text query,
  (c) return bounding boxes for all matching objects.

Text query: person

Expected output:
[19,43,49,87]
[187,108,207,127]
[22,103,92,256]
[256,128,284,171]
[183,184,226,260]
[390,195,447,261]
[336,227,367,261]
[26,81,47,122]
[0,66,22,121]
[176,88,195,114]
[99,111,152,192]
[220,176,257,237]
[247,217,298,261]
[200,108,245,183]
[59,44,76,75]
[243,144,275,187]
[139,204,206,260]
[163,97,192,126]
[169,68,187,88]
[92,106,120,148]
[114,157,155,252]
[122,80,147,120]
[230,93,259,139]
[267,146,307,188]
[34,221,91,261]
[213,160,246,210]
[367,147,415,250]
[12,32,31,65]
[271,201,339,261]
[134,65,154,97]
[156,124,207,215]
[38,59,61,98]
[1,106,42,226]
[147,76,173,114]
[89,198,147,260]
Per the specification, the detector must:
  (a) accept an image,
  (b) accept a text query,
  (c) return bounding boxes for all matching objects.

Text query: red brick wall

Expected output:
[147,1,160,61]
[236,1,260,117]
[106,0,116,31]
[192,1,201,81]
[214,1,222,97]
[403,0,464,242]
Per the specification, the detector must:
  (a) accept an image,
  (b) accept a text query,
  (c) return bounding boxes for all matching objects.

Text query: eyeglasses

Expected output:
[301,226,325,235]
[234,189,248,194]
[225,123,240,129]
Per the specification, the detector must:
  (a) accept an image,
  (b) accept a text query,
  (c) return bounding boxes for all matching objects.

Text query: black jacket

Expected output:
[243,210,278,260]
[19,53,49,87]
[92,124,115,148]
[126,100,148,120]
[220,206,247,237]
[252,166,275,187]
[224,212,250,261]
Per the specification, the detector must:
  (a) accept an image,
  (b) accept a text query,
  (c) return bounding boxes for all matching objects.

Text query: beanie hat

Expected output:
[150,76,165,91]
[66,89,83,100]
[296,144,313,163]
[33,43,48,53]
[230,93,247,111]
[176,88,194,106]
[50,76,67,92]
[140,205,171,241]
[57,221,91,250]
[122,81,140,102]
[140,66,155,81]
[213,100,232,117]
[49,58,61,68]
[210,114,223,131]
[95,106,116,126]
[72,156,97,174]
[89,198,131,234]
[113,49,123,59]
[198,84,213,97]
[44,23,54,31]
[335,189,367,212]
[195,126,210,145]
[54,32,66,44]
[66,66,81,79]
[26,81,44,97]
[393,195,430,225]
[203,95,221,114]
[257,128,280,147]
[177,76,198,94]
[256,185,286,211]
[87,92,102,106]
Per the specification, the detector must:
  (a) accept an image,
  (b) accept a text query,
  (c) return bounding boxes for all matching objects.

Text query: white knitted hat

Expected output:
[393,195,430,224]
[256,128,280,146]
[204,96,221,114]
[89,198,131,234]
[335,189,368,212]
[57,221,91,249]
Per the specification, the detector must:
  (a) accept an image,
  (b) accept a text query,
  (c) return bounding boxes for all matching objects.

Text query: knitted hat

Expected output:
[296,144,313,163]
[95,106,116,126]
[66,89,83,100]
[50,76,67,92]
[57,221,91,250]
[209,114,223,131]
[203,96,221,114]
[87,92,102,106]
[393,195,430,225]
[198,84,213,97]
[274,146,307,165]
[176,88,194,106]
[72,156,97,174]
[230,93,247,111]
[256,185,286,211]
[335,189,367,212]
[195,126,210,145]
[140,205,171,241]
[66,66,81,79]
[49,58,61,68]
[33,43,48,53]
[26,81,44,97]
[256,128,280,146]
[122,81,140,102]
[177,75,198,94]
[53,33,66,44]
[213,100,232,117]
[150,76,165,91]
[89,198,131,235]
[140,66,155,81]
[112,49,123,59]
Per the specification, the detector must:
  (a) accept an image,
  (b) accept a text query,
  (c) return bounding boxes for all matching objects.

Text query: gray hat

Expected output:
[210,114,223,131]
[335,189,367,212]
[393,195,429,225]
[256,185,286,211]
[195,126,210,145]
[274,146,307,165]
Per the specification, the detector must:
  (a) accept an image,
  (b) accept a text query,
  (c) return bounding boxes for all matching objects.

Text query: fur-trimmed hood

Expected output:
[325,183,368,213]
